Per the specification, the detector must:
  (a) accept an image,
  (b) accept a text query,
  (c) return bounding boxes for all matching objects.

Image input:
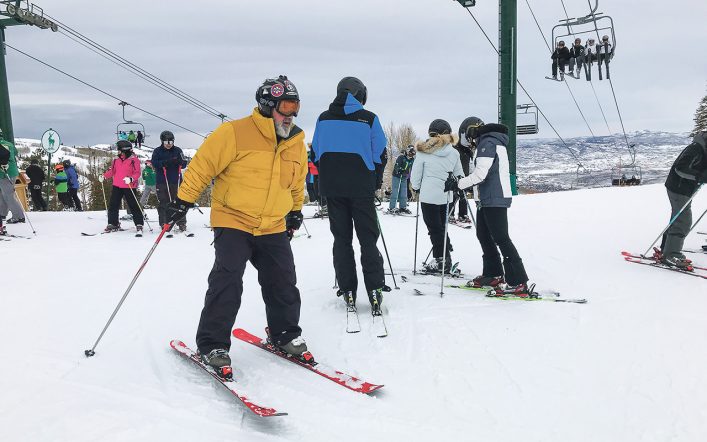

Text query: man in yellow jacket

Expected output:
[166,76,309,377]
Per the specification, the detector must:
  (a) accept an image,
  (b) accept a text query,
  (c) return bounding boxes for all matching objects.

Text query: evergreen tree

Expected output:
[692,90,707,136]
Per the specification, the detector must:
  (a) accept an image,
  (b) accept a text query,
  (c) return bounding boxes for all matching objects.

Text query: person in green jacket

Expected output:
[53,163,72,209]
[139,160,157,207]
[0,128,26,224]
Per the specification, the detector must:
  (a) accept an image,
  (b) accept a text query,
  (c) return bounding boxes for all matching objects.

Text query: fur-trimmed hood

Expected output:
[415,133,459,155]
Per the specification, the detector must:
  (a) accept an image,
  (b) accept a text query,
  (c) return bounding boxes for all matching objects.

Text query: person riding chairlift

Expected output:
[596,35,614,80]
[550,40,571,80]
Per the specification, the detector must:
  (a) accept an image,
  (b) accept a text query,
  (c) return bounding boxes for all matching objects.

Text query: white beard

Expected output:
[275,118,295,138]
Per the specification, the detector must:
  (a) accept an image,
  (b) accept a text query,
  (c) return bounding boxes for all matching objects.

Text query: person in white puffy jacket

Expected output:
[410,119,463,274]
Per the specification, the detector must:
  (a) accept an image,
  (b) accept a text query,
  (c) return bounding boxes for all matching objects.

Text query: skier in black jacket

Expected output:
[656,131,707,269]
[450,117,477,222]
[568,38,586,79]
[551,41,571,80]
[25,159,47,211]
[151,130,188,230]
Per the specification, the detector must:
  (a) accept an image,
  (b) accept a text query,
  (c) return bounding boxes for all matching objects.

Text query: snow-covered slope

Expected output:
[1,183,706,442]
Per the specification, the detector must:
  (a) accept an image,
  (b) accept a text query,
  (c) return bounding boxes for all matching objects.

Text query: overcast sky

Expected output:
[4,0,707,150]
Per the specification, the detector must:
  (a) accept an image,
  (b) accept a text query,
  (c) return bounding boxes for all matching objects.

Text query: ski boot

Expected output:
[399,207,412,215]
[466,275,504,289]
[278,337,314,364]
[387,208,398,215]
[6,217,25,224]
[368,288,383,315]
[458,215,472,224]
[661,256,694,271]
[337,289,356,307]
[651,247,663,261]
[135,225,143,236]
[104,223,121,233]
[0,219,6,236]
[422,257,453,275]
[200,348,233,380]
[488,282,534,299]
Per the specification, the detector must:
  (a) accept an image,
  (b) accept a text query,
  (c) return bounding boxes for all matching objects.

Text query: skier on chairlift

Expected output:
[597,35,613,80]
[568,38,586,80]
[550,40,571,81]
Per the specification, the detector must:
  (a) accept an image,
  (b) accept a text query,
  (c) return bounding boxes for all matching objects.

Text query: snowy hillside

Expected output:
[1,183,706,441]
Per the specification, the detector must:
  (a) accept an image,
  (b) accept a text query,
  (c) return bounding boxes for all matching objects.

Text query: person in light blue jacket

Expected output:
[410,119,463,274]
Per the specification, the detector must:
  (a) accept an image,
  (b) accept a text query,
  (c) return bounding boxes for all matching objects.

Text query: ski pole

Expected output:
[127,184,154,232]
[4,174,36,234]
[462,190,477,228]
[422,247,433,267]
[375,211,399,290]
[413,191,420,275]
[163,168,173,202]
[440,172,454,297]
[85,222,174,357]
[193,203,204,215]
[642,185,702,257]
[301,218,312,238]
[100,179,108,219]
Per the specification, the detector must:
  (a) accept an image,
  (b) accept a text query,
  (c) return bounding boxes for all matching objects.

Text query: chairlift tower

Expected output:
[0,1,58,142]
[455,0,518,194]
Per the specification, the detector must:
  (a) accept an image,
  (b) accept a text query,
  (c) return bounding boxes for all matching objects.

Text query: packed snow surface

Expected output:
[1,183,706,441]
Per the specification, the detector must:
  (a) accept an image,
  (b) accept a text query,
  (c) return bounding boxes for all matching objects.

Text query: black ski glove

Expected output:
[165,198,193,229]
[285,210,303,239]
[444,176,459,192]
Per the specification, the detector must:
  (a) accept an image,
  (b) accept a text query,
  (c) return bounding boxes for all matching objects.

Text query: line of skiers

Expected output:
[98,131,188,234]
[551,35,613,81]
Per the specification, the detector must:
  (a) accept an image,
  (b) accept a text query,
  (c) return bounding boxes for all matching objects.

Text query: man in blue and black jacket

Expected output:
[311,76,388,312]
[151,130,188,230]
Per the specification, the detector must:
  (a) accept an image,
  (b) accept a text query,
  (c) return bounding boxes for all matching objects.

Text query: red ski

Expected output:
[232,328,383,394]
[622,256,707,279]
[621,251,707,272]
[170,340,286,417]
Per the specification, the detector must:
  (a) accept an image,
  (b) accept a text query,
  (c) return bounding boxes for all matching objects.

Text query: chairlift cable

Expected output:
[45,13,229,121]
[463,8,583,168]
[55,28,223,120]
[589,81,612,133]
[5,43,207,138]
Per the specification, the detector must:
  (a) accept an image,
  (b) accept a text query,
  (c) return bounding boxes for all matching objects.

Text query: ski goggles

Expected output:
[163,140,174,144]
[276,100,300,117]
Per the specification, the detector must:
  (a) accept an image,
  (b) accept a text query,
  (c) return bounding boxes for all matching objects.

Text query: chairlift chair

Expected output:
[516,104,539,135]
[115,101,146,148]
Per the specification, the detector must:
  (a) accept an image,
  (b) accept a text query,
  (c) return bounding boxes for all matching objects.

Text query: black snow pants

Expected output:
[421,202,452,260]
[327,197,384,295]
[69,188,83,211]
[196,228,302,354]
[30,184,47,211]
[156,182,185,228]
[107,186,144,226]
[476,207,528,285]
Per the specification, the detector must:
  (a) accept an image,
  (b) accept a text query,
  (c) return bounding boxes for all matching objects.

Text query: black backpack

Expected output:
[0,143,10,166]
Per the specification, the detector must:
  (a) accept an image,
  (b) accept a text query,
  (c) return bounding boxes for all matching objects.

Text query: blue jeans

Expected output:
[389,175,408,210]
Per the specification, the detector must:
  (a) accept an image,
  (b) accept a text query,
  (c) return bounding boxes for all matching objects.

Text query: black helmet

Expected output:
[337,76,367,105]
[462,117,485,141]
[428,119,452,136]
[116,140,133,152]
[256,75,300,117]
[62,159,71,167]
[160,130,175,142]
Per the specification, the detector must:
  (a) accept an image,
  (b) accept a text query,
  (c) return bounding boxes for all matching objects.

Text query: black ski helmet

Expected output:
[459,117,484,140]
[428,119,452,136]
[160,130,175,142]
[462,117,485,141]
[116,140,133,152]
[62,159,72,168]
[337,76,367,105]
[256,75,300,117]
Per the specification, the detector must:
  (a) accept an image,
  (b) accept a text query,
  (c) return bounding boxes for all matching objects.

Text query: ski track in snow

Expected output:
[2,185,707,441]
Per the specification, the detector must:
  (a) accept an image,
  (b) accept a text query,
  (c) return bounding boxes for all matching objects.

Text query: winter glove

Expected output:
[0,164,7,172]
[444,176,459,192]
[98,175,105,183]
[285,210,303,239]
[167,157,181,166]
[165,198,193,229]
[123,176,133,185]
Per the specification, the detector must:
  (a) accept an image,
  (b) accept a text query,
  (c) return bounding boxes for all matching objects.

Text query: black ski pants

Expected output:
[107,186,144,226]
[476,207,528,285]
[69,188,82,211]
[327,197,384,294]
[156,182,185,227]
[552,58,568,77]
[196,228,302,354]
[29,184,47,211]
[421,202,452,259]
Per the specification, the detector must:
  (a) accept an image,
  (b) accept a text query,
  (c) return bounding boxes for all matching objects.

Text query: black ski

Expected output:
[81,229,127,236]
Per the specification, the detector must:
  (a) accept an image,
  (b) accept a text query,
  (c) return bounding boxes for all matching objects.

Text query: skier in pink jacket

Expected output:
[100,140,144,232]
